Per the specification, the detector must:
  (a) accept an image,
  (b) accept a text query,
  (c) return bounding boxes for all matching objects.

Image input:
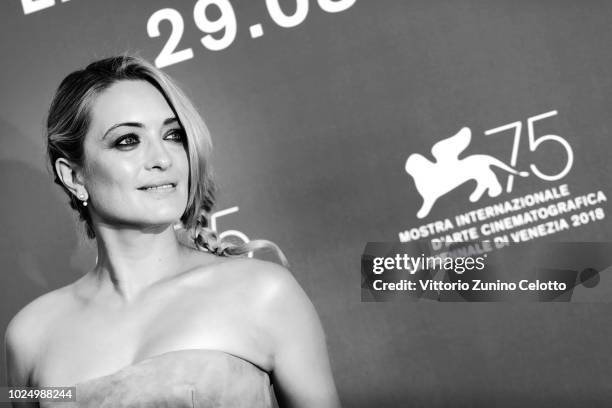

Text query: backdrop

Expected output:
[1,1,611,406]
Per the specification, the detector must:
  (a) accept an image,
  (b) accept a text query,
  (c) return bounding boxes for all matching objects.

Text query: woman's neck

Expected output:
[89,223,191,303]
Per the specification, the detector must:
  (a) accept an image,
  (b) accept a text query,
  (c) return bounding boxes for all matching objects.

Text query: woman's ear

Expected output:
[55,158,86,197]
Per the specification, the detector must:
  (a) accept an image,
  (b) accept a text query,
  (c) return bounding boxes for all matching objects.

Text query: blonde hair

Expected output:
[46,55,287,266]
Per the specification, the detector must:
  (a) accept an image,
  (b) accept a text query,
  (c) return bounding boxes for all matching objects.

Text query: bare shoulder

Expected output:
[5,285,71,351]
[7,286,69,331]
[187,255,313,324]
[215,257,320,332]
[4,284,76,385]
[219,258,339,407]
[211,257,306,302]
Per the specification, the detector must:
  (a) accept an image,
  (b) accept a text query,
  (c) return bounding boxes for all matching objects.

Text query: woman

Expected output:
[4,56,341,407]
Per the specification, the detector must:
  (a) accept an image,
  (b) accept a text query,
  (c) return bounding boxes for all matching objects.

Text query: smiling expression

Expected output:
[80,80,190,230]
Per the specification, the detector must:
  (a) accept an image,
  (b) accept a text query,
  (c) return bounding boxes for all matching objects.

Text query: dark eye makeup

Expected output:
[165,128,186,143]
[115,134,139,147]
[113,128,185,148]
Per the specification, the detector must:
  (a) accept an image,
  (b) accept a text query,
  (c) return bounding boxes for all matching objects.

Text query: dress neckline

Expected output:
[73,348,270,387]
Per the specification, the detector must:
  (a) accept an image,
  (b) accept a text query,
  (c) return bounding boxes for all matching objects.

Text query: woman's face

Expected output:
[80,80,189,230]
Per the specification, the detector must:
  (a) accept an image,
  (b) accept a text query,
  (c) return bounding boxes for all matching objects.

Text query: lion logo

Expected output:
[405,127,529,219]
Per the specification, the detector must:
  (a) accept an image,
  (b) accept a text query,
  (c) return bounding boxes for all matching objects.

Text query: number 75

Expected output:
[484,110,574,192]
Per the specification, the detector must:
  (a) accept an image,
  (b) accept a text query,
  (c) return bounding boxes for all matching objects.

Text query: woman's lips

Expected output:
[138,183,176,192]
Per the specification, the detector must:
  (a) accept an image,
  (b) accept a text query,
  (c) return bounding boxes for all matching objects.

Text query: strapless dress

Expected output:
[39,349,273,408]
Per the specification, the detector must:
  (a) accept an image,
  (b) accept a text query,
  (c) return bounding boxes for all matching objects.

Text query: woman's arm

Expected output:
[5,310,39,408]
[255,262,342,408]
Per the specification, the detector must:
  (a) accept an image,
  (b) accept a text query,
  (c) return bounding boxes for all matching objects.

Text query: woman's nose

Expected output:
[145,139,172,170]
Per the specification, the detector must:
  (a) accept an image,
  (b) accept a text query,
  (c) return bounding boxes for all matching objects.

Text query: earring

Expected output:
[78,193,88,207]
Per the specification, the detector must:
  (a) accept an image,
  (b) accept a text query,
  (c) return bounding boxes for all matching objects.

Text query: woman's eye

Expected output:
[166,129,185,143]
[115,134,139,147]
